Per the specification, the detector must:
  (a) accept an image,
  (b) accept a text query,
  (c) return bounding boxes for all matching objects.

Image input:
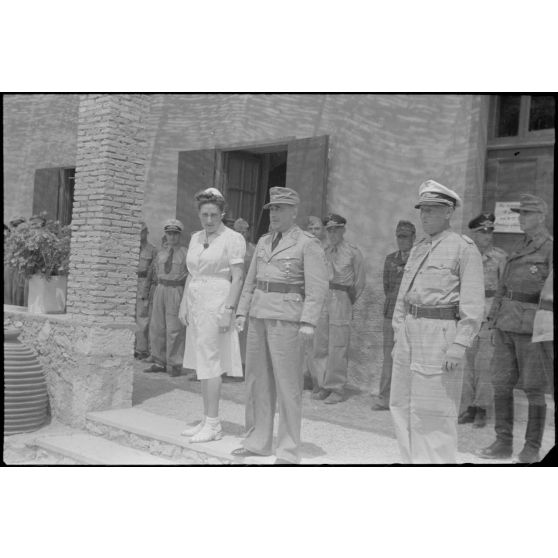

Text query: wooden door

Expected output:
[484,145,554,255]
[33,168,63,221]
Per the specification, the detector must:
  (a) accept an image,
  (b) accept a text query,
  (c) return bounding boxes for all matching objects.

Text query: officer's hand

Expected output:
[299,324,315,342]
[178,307,189,327]
[235,316,246,332]
[442,343,466,372]
[218,309,233,333]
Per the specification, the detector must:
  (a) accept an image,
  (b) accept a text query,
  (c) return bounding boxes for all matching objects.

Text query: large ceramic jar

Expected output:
[4,327,49,435]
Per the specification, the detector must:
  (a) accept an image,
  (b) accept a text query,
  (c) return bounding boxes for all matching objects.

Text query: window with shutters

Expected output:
[32,167,75,225]
[176,136,328,243]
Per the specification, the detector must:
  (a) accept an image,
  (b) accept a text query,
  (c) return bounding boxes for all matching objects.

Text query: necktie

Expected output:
[271,232,282,252]
[164,248,174,274]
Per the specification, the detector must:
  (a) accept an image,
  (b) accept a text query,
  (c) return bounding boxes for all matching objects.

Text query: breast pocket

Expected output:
[275,257,301,278]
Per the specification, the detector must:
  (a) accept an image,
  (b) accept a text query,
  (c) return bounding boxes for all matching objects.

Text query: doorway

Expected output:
[222,147,287,242]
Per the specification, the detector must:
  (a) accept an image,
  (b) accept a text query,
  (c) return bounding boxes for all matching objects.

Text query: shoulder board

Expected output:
[261,232,272,238]
[302,231,316,239]
[460,234,474,245]
[492,246,507,255]
[347,242,358,250]
[414,237,427,246]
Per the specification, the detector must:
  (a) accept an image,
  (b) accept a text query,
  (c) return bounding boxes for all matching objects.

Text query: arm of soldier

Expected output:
[383,255,390,297]
[178,275,191,326]
[299,237,329,339]
[142,262,154,299]
[235,243,259,332]
[352,246,366,301]
[443,242,484,371]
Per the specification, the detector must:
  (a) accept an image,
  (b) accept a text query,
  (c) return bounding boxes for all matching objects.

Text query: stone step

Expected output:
[85,408,257,464]
[33,433,177,465]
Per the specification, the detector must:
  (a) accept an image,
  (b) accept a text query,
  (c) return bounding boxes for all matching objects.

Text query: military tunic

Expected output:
[378,250,409,407]
[390,228,484,464]
[310,240,366,394]
[460,245,507,413]
[487,228,553,448]
[148,245,188,371]
[135,241,157,356]
[237,225,329,463]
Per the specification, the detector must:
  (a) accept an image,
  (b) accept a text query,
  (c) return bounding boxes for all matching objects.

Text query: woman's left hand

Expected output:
[218,309,233,333]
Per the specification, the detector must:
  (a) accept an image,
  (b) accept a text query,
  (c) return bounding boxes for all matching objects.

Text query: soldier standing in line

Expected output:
[232,187,329,464]
[457,213,507,428]
[479,194,553,463]
[311,214,366,404]
[144,219,188,377]
[134,222,157,360]
[371,220,416,411]
[390,180,484,464]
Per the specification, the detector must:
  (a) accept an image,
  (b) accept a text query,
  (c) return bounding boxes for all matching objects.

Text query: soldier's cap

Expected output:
[140,221,148,231]
[396,220,416,236]
[163,218,183,232]
[414,179,462,209]
[263,187,300,209]
[468,212,495,232]
[510,194,548,215]
[234,217,249,229]
[9,215,26,226]
[325,214,347,229]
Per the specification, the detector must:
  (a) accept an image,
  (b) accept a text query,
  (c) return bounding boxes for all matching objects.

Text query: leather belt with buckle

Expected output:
[159,278,186,287]
[484,289,496,298]
[503,290,540,304]
[256,280,304,295]
[329,282,351,292]
[539,299,553,312]
[407,304,459,320]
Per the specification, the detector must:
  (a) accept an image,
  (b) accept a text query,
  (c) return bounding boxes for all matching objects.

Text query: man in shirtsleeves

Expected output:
[310,213,366,404]
[232,187,329,464]
[144,219,188,377]
[479,194,553,464]
[390,180,484,464]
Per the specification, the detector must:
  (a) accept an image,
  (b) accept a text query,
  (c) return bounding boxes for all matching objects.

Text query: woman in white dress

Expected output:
[178,188,246,443]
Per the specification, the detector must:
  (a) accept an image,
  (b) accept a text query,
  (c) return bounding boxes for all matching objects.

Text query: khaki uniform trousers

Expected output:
[459,322,494,412]
[390,315,464,464]
[242,317,305,463]
[149,284,185,370]
[135,277,150,355]
[379,317,395,407]
[310,290,351,394]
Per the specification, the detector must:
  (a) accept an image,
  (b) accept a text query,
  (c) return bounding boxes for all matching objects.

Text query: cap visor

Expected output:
[262,201,296,209]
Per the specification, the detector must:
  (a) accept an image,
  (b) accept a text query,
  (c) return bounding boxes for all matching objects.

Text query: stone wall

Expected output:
[2,94,80,222]
[4,307,134,428]
[66,94,151,323]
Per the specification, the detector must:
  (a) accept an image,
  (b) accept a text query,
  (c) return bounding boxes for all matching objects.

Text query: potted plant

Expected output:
[4,213,71,314]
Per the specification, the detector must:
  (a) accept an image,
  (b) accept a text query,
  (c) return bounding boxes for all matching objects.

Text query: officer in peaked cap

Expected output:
[390,179,484,463]
[145,218,188,377]
[457,213,507,428]
[135,221,158,360]
[310,213,366,404]
[372,219,416,411]
[232,186,329,464]
[479,194,552,463]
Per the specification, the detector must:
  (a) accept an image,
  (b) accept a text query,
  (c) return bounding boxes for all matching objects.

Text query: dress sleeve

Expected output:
[227,231,246,266]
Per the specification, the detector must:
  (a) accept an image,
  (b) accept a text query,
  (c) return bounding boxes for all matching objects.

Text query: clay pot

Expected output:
[4,327,49,435]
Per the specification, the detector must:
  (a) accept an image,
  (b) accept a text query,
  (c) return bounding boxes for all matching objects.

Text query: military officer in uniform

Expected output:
[390,180,484,464]
[372,220,416,411]
[144,219,188,377]
[135,222,158,360]
[479,194,553,463]
[311,214,366,404]
[232,187,329,464]
[458,213,507,428]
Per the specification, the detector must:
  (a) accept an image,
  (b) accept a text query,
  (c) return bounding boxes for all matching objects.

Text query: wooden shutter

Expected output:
[285,135,329,225]
[33,168,62,220]
[176,149,216,239]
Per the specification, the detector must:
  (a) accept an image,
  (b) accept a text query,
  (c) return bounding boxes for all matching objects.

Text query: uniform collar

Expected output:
[427,227,452,247]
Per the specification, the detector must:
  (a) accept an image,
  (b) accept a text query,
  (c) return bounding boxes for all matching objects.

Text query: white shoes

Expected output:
[180,420,205,437]
[190,422,223,443]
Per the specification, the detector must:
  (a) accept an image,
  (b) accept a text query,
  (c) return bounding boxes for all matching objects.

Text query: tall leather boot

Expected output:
[478,396,513,458]
[516,404,546,463]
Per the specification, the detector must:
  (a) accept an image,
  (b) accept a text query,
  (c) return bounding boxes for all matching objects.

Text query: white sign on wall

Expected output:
[494,201,522,233]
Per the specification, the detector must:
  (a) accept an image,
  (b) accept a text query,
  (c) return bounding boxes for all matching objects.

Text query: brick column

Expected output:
[67,94,151,322]
[22,94,153,427]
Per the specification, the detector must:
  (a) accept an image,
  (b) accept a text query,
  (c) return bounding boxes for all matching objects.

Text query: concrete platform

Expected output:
[34,433,176,465]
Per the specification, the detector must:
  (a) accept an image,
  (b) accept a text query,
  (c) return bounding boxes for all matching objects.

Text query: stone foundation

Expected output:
[4,305,134,428]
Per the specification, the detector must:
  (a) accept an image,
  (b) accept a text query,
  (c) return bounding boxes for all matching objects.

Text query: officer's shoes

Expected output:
[324,392,344,405]
[478,440,513,459]
[514,445,540,464]
[312,389,331,401]
[144,363,165,373]
[458,407,476,424]
[473,408,487,428]
[168,366,182,377]
[371,402,389,411]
